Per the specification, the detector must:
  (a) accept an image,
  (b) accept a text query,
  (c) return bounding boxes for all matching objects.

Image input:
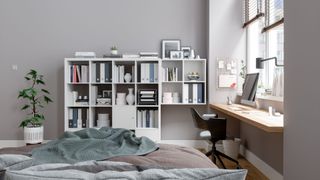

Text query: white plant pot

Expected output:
[24,126,43,144]
[111,50,118,55]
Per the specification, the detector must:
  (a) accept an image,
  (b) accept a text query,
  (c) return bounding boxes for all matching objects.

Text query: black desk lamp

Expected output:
[256,57,284,69]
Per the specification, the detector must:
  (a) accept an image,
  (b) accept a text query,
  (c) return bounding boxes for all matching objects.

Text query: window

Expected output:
[244,0,284,96]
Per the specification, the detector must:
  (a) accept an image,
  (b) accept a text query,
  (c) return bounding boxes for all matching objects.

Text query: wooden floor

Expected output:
[198,149,268,180]
[214,155,269,180]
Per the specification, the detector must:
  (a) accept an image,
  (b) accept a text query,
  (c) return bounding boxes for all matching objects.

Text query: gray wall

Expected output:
[284,0,320,179]
[0,0,208,140]
[209,0,283,174]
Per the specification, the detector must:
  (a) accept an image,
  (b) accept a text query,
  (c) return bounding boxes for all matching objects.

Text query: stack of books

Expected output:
[140,63,158,83]
[136,109,158,128]
[92,62,112,83]
[138,90,158,105]
[74,52,96,58]
[139,52,159,59]
[162,67,179,82]
[69,65,89,83]
[183,84,204,104]
[68,108,89,128]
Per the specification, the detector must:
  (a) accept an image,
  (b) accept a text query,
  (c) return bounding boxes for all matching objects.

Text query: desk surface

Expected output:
[210,104,284,133]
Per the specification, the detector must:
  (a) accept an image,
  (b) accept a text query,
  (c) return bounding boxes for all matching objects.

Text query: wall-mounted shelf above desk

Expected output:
[210,104,284,133]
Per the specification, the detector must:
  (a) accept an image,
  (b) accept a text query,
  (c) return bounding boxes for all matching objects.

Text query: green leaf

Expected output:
[24,76,31,81]
[44,96,53,103]
[41,89,50,94]
[36,79,45,85]
[21,104,30,110]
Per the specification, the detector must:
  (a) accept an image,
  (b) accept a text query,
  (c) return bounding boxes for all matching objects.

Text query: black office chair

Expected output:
[190,108,240,169]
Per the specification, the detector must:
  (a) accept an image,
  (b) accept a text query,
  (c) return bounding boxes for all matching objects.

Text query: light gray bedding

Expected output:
[1,156,247,180]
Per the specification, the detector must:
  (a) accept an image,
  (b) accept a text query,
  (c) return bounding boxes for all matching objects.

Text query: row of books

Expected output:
[136,110,158,128]
[162,67,179,82]
[69,65,89,83]
[68,108,89,128]
[183,84,204,104]
[114,65,135,83]
[140,63,158,83]
[92,62,112,83]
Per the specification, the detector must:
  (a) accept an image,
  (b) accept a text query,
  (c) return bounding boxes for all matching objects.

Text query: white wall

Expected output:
[208,0,246,104]
[284,0,320,179]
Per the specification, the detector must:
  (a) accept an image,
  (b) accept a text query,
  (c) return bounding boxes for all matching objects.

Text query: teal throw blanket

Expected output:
[31,127,158,164]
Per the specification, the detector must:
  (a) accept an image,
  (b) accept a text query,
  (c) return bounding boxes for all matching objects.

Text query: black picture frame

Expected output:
[181,46,191,59]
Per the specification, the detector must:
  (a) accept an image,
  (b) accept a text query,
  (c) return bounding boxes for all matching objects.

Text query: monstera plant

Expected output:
[18,69,53,144]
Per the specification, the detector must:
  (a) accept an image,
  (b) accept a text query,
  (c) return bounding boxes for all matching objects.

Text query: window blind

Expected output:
[243,0,265,28]
[262,0,284,32]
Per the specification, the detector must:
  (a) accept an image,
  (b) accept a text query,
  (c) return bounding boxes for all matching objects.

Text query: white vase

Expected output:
[126,88,135,105]
[24,126,43,144]
[124,73,132,83]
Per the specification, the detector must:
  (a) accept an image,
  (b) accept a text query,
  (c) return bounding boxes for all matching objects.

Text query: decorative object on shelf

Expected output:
[181,46,191,59]
[162,92,173,104]
[162,40,181,59]
[76,95,89,105]
[72,91,78,105]
[170,51,183,59]
[126,88,135,105]
[172,92,180,103]
[111,46,118,55]
[97,113,110,128]
[196,55,201,59]
[18,69,53,144]
[116,93,127,105]
[74,52,96,58]
[98,90,112,105]
[189,49,195,59]
[138,89,158,105]
[124,73,132,83]
[187,72,200,81]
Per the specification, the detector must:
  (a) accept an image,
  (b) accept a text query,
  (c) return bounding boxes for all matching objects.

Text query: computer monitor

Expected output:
[241,73,259,106]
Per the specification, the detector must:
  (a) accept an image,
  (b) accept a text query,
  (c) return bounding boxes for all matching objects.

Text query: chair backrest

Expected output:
[190,108,227,141]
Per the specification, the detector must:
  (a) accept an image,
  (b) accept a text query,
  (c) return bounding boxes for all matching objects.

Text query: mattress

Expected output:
[0,143,217,169]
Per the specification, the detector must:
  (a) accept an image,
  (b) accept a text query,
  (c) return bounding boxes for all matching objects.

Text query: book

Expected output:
[100,63,105,83]
[150,63,154,82]
[74,52,96,58]
[73,108,78,128]
[91,86,98,105]
[197,84,203,103]
[140,63,145,82]
[123,54,140,58]
[193,84,198,103]
[154,63,158,82]
[92,63,96,83]
[96,62,100,82]
[188,84,193,103]
[77,108,82,128]
[82,109,88,128]
[154,110,158,128]
[81,65,88,82]
[137,110,142,128]
[70,65,73,83]
[142,110,147,128]
[183,84,189,104]
[145,63,150,82]
[150,110,154,128]
[68,109,73,128]
[73,65,77,83]
[146,110,150,127]
[105,63,110,82]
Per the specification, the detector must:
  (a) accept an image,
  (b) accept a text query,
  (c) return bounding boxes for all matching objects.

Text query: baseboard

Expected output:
[240,145,283,180]
[0,140,50,148]
[160,140,210,150]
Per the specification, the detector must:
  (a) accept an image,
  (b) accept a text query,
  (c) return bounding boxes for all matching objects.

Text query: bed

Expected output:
[0,128,247,179]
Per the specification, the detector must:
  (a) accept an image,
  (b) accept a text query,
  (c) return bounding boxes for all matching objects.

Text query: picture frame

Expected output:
[162,40,181,59]
[181,46,191,59]
[170,51,184,59]
[102,90,112,98]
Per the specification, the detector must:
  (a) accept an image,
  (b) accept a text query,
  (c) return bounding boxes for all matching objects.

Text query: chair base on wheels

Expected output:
[206,149,241,169]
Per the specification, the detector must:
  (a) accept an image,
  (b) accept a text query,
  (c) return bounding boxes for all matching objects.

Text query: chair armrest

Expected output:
[202,113,217,120]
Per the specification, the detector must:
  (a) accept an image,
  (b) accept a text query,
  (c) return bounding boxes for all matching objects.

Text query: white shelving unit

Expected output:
[64,58,206,142]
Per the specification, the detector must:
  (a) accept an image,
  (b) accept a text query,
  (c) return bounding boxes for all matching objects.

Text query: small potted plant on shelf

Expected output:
[18,69,53,144]
[110,46,118,55]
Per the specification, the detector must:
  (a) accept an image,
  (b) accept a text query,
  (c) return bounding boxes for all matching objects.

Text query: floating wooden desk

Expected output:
[210,104,283,133]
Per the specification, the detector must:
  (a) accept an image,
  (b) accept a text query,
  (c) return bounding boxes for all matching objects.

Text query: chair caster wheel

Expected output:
[236,165,241,169]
